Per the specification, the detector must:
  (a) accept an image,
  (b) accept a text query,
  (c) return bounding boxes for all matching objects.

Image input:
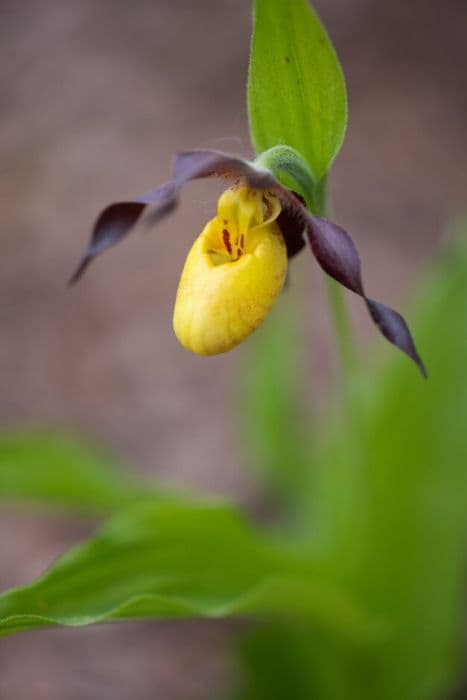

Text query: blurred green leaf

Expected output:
[0,431,162,514]
[0,500,376,640]
[233,622,319,700]
[236,238,467,700]
[240,296,313,521]
[248,0,347,181]
[314,240,467,699]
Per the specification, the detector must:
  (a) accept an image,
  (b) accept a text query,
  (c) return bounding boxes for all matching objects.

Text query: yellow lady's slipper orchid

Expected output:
[71,149,425,376]
[173,185,287,355]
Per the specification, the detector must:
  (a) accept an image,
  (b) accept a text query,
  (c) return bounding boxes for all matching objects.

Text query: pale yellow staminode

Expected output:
[173,183,287,355]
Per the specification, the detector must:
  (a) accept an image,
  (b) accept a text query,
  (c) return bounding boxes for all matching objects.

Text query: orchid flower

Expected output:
[70,149,426,376]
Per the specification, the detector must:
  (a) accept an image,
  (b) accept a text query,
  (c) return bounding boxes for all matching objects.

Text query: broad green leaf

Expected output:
[0,501,376,640]
[306,239,467,699]
[248,0,347,181]
[0,431,162,514]
[236,238,467,700]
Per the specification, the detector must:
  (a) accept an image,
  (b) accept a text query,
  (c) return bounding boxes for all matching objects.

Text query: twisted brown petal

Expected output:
[302,211,426,377]
[70,151,276,284]
[69,184,177,285]
[366,299,427,378]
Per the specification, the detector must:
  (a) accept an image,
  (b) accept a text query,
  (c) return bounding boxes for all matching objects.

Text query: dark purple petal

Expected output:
[276,192,307,258]
[304,214,365,295]
[69,202,145,285]
[137,181,178,207]
[71,150,276,283]
[301,212,425,376]
[366,299,427,377]
[69,182,179,285]
[264,180,425,375]
[172,150,274,190]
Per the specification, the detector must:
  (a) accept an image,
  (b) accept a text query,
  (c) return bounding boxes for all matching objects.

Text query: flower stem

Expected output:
[325,276,358,376]
[254,146,358,377]
[314,177,358,378]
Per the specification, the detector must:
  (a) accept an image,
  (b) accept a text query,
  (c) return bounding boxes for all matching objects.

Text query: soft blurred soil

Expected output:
[0,0,466,697]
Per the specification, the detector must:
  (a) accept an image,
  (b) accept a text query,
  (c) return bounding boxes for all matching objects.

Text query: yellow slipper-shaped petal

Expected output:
[173,184,287,355]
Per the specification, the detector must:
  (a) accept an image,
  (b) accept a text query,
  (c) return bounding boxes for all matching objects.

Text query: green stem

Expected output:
[316,179,358,378]
[255,146,358,377]
[325,276,358,376]
[311,175,327,217]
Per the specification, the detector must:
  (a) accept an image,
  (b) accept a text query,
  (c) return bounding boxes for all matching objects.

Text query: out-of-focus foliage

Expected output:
[248,0,347,180]
[236,238,467,700]
[240,295,313,520]
[0,431,162,514]
[0,0,465,689]
[309,240,467,700]
[0,500,373,641]
[0,238,466,700]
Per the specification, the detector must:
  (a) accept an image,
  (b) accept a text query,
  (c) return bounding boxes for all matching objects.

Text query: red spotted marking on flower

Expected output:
[222,229,232,255]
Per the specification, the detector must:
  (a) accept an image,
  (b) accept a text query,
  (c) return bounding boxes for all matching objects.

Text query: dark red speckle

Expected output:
[222,229,232,255]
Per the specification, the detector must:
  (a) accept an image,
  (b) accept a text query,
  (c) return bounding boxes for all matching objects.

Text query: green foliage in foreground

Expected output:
[1,2,464,698]
[237,239,467,700]
[303,250,467,700]
[0,500,374,642]
[0,239,466,700]
[0,431,163,514]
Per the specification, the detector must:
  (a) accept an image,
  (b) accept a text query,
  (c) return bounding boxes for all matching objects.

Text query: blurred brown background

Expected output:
[0,0,466,697]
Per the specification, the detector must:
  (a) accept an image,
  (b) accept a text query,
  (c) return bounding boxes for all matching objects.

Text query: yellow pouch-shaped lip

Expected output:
[173,185,287,355]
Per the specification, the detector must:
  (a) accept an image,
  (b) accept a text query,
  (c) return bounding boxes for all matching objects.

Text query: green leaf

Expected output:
[248,0,347,181]
[240,295,313,523]
[235,238,467,700]
[0,430,162,514]
[0,501,376,640]
[233,622,320,700]
[306,239,467,699]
